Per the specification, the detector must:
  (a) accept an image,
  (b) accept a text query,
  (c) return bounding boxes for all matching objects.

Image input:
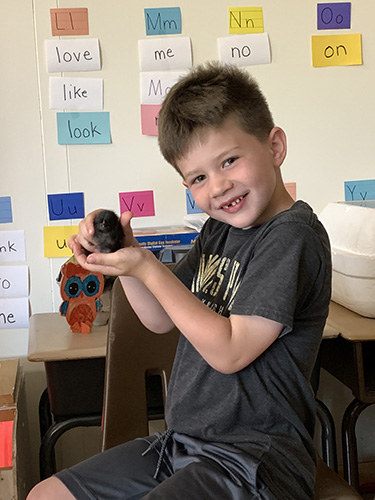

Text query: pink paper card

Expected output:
[50,8,89,36]
[285,182,296,200]
[141,104,161,136]
[119,191,155,218]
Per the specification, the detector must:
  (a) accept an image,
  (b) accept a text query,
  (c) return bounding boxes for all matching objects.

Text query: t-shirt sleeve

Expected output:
[230,221,326,336]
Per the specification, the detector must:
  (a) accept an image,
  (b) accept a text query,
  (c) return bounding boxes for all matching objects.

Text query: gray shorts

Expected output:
[56,432,281,500]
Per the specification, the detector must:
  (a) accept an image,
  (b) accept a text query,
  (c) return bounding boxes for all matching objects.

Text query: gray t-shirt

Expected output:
[166,201,332,497]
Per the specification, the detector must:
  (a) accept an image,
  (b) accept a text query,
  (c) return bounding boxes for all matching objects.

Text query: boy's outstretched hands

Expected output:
[68,210,150,279]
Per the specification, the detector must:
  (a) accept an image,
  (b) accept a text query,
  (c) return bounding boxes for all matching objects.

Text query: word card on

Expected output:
[311,34,362,67]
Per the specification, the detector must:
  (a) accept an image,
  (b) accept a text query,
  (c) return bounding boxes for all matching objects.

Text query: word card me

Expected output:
[141,104,161,136]
[218,33,271,66]
[345,179,375,201]
[229,7,264,34]
[119,191,155,218]
[317,3,351,30]
[48,192,84,221]
[0,297,29,329]
[44,226,78,258]
[57,112,111,145]
[139,37,192,72]
[50,8,89,36]
[140,71,184,105]
[311,34,362,67]
[50,77,103,110]
[186,189,204,215]
[0,197,12,224]
[46,38,101,73]
[0,266,29,299]
[0,230,26,263]
[145,7,182,35]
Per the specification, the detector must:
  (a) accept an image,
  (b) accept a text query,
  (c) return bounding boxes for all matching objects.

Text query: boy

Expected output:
[28,63,331,500]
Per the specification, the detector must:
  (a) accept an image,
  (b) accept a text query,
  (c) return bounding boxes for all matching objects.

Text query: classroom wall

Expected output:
[1,0,374,489]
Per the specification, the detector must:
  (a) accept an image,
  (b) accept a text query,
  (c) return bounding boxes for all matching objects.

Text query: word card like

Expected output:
[119,191,155,218]
[311,34,362,67]
[50,77,103,110]
[0,230,26,263]
[317,3,351,30]
[139,37,192,72]
[57,112,111,145]
[43,226,78,258]
[345,179,375,202]
[46,38,101,73]
[145,7,182,36]
[218,33,271,66]
[228,7,264,34]
[48,192,85,221]
[0,266,29,299]
[0,197,12,224]
[0,297,29,329]
[141,104,161,136]
[140,71,184,105]
[50,8,89,36]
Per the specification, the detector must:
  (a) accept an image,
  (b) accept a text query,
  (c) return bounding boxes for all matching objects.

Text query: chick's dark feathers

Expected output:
[92,210,124,253]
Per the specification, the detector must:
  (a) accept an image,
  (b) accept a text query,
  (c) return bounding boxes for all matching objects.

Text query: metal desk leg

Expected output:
[38,388,52,439]
[341,398,371,492]
[39,415,102,480]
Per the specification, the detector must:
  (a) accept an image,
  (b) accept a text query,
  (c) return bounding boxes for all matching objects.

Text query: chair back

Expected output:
[101,274,179,451]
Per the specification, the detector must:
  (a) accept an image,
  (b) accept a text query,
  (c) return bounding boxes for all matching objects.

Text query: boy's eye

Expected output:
[223,157,238,168]
[193,174,205,184]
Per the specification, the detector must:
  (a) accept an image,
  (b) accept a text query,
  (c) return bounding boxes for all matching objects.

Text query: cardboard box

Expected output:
[134,225,198,251]
[0,359,19,407]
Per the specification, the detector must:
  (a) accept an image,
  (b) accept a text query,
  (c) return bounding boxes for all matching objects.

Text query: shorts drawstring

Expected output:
[142,428,174,479]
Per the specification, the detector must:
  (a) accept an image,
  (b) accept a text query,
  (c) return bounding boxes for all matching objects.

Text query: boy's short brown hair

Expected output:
[157,62,275,170]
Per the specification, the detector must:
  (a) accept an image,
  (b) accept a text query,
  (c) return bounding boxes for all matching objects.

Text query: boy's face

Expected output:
[178,119,291,229]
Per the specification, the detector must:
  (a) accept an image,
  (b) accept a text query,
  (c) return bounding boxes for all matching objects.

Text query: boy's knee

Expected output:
[27,476,75,500]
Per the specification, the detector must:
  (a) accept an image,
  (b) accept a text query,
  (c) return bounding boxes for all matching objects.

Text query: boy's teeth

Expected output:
[224,196,243,209]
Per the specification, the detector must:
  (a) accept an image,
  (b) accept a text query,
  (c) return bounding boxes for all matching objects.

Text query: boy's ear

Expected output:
[269,127,287,167]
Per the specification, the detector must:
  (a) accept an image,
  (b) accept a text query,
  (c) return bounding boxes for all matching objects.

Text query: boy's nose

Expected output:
[209,173,233,198]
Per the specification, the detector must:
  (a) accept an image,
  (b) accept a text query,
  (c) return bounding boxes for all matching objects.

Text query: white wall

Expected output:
[1,0,374,491]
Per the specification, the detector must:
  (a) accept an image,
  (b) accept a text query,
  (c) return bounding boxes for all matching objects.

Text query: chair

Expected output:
[101,276,362,500]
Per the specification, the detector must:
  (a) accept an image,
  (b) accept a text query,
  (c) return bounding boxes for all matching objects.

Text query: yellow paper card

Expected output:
[229,7,264,34]
[44,226,78,258]
[312,34,362,67]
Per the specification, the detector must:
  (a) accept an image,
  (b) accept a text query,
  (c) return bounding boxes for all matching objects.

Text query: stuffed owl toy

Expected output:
[59,257,104,333]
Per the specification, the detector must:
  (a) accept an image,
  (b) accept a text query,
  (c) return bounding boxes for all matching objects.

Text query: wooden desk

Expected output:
[28,313,108,479]
[321,301,375,492]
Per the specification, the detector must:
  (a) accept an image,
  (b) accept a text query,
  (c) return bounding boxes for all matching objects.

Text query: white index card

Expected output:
[0,266,29,298]
[46,38,101,73]
[0,230,26,263]
[218,33,271,66]
[50,77,103,110]
[139,36,192,71]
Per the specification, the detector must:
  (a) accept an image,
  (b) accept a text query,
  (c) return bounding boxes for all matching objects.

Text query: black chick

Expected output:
[92,210,124,253]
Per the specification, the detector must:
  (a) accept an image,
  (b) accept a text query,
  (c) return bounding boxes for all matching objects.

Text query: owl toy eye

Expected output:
[65,276,83,298]
[83,275,100,296]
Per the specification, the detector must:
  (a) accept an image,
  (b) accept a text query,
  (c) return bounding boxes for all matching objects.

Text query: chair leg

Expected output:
[341,398,371,492]
[315,398,338,472]
[39,415,102,480]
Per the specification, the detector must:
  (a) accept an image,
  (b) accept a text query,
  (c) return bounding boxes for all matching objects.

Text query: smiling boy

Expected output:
[28,63,331,500]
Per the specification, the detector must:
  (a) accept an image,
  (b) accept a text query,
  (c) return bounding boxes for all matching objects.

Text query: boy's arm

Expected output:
[76,247,282,374]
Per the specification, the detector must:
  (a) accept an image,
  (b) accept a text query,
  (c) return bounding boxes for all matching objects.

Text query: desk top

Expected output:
[324,301,375,341]
[28,313,108,362]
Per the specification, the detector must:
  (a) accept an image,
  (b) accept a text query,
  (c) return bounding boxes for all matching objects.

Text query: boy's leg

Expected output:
[29,435,173,500]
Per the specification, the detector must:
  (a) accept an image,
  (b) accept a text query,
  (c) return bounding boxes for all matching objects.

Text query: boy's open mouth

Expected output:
[222,194,247,210]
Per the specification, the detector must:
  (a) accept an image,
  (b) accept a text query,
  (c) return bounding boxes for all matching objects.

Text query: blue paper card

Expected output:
[317,3,351,30]
[48,192,85,221]
[345,179,375,201]
[144,7,181,35]
[57,112,111,145]
[0,196,12,223]
[186,189,204,214]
